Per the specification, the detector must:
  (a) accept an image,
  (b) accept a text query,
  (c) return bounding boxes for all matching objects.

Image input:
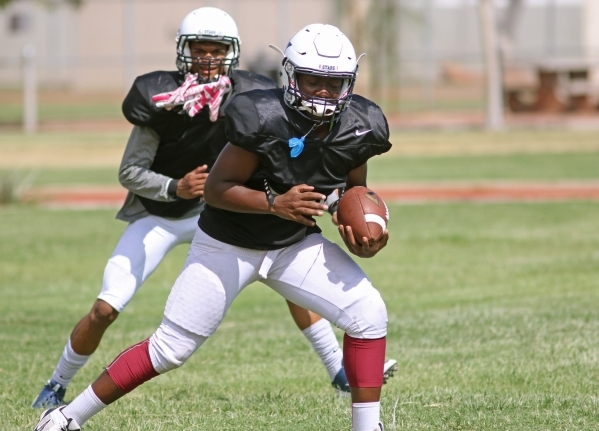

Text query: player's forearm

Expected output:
[204,181,272,214]
[118,126,178,201]
[119,164,175,201]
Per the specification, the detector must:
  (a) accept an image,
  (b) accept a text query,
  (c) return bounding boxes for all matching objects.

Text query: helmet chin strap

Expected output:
[298,100,336,118]
[197,73,221,84]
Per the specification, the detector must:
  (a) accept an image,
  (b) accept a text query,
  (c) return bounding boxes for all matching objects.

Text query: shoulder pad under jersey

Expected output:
[345,94,392,166]
[230,70,277,94]
[122,71,182,127]
[348,95,390,144]
[225,88,283,148]
[220,70,277,114]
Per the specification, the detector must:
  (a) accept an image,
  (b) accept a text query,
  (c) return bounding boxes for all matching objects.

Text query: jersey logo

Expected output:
[355,129,372,136]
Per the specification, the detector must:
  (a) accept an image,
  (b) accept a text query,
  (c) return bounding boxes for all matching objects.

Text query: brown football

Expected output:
[337,186,389,245]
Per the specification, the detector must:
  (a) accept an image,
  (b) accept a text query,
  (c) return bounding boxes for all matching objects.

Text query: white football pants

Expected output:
[148,229,388,372]
[97,214,198,313]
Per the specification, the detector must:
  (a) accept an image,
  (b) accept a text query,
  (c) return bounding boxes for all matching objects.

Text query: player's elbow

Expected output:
[202,176,218,206]
[118,165,136,187]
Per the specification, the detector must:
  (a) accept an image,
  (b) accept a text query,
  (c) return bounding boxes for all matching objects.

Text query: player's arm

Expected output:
[346,162,368,189]
[327,163,368,225]
[338,162,389,258]
[119,125,207,200]
[119,126,174,201]
[204,143,329,226]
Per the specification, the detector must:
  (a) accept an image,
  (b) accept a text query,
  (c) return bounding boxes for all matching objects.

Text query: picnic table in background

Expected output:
[505,58,599,113]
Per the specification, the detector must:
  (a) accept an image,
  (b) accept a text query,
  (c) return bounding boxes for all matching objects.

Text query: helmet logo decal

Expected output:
[319,64,338,70]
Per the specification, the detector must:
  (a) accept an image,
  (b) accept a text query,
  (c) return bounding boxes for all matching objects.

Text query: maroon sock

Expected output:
[106,338,159,393]
[343,334,386,388]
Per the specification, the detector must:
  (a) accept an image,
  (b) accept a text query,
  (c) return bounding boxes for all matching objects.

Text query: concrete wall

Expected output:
[396,0,585,81]
[0,0,332,91]
[0,0,596,91]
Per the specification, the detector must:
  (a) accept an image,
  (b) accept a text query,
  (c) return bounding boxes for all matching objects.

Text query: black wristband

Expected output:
[167,179,179,199]
[327,199,339,215]
[264,179,275,206]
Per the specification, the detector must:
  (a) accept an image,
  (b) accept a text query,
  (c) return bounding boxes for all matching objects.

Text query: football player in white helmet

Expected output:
[175,7,240,82]
[32,23,394,431]
[32,11,387,418]
[279,23,358,122]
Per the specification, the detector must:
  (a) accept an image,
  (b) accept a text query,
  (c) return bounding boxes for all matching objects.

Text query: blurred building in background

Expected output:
[0,0,330,91]
[1,0,598,114]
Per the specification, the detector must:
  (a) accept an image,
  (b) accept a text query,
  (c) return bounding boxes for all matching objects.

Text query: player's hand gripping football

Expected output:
[338,225,389,258]
[270,184,328,227]
[177,165,209,199]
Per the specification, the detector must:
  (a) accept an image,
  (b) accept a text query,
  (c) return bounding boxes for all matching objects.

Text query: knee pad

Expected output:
[343,289,388,340]
[149,318,207,374]
[98,258,140,313]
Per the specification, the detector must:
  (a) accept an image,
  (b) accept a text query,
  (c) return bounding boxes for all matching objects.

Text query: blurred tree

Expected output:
[334,0,409,109]
[0,0,82,8]
[479,0,504,130]
[366,0,399,99]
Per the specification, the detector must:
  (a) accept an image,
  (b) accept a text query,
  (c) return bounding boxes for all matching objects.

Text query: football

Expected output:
[336,186,389,245]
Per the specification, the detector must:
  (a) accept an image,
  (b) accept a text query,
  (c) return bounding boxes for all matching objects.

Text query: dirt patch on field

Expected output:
[374,182,599,203]
[24,186,128,208]
[23,183,599,208]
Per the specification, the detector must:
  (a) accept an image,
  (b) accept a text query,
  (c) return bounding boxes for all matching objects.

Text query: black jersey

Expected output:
[121,70,275,218]
[199,89,392,250]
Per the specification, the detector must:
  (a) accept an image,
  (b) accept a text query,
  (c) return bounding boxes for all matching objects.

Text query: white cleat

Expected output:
[33,407,81,431]
[383,359,398,384]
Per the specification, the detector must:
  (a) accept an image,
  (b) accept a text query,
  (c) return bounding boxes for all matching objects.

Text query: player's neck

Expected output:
[313,123,329,140]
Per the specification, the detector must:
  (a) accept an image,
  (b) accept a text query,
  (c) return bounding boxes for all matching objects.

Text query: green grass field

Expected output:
[2,129,599,188]
[2,126,599,430]
[2,151,599,188]
[2,200,599,430]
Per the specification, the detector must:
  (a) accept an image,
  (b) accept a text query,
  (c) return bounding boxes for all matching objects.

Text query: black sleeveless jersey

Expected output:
[199,89,392,250]
[121,70,276,218]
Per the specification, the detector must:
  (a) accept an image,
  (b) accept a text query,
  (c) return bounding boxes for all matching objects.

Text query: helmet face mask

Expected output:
[176,7,241,82]
[283,62,356,121]
[178,38,238,81]
[280,24,358,123]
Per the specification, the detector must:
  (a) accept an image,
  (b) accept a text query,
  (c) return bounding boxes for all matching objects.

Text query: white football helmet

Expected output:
[176,7,241,81]
[280,24,358,122]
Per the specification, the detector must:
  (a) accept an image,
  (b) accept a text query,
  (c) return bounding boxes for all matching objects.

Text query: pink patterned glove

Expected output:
[151,74,232,122]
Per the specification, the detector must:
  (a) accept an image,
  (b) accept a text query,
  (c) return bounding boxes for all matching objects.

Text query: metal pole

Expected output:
[479,0,504,130]
[123,0,136,92]
[22,44,38,135]
[421,0,435,109]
